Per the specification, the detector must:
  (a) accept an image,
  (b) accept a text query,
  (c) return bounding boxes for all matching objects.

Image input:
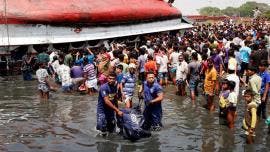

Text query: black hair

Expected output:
[58,53,65,64]
[147,71,155,76]
[259,60,268,67]
[244,40,250,46]
[83,57,88,64]
[148,55,153,60]
[228,81,236,90]
[118,54,125,62]
[53,55,58,61]
[247,65,257,72]
[191,52,198,60]
[113,50,119,58]
[244,89,254,96]
[202,54,208,60]
[116,64,123,71]
[222,79,230,85]
[108,72,117,78]
[139,47,146,55]
[228,49,235,57]
[228,69,235,74]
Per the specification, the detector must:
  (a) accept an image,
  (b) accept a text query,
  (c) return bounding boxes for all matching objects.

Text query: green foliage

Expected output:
[238,1,258,17]
[263,10,270,20]
[199,7,222,16]
[222,7,238,16]
[199,1,270,18]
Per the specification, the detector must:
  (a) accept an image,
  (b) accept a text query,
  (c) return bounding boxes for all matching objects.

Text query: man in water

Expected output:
[204,58,217,111]
[140,72,164,131]
[96,72,123,134]
[187,52,200,102]
[120,63,137,108]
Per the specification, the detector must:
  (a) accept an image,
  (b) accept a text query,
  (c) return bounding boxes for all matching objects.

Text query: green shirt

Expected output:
[64,53,74,67]
[37,52,49,64]
[120,62,128,74]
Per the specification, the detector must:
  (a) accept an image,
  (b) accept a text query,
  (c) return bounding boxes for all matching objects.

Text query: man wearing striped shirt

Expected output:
[83,58,97,95]
[120,63,137,108]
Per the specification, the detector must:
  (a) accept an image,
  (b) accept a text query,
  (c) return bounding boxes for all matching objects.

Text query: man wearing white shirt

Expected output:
[169,46,180,85]
[156,49,169,86]
[176,54,188,96]
[57,58,74,92]
[226,64,240,98]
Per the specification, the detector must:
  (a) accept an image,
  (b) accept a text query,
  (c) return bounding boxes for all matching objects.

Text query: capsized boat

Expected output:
[0,0,192,46]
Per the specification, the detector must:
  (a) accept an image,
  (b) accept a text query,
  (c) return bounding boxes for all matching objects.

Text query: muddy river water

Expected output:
[0,76,270,152]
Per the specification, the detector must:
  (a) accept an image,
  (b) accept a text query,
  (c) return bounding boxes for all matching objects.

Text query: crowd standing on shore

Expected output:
[20,19,270,143]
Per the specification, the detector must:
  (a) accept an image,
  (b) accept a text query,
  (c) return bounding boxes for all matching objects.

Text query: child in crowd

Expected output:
[36,62,50,100]
[116,65,124,101]
[219,79,230,117]
[242,89,257,144]
[226,81,237,129]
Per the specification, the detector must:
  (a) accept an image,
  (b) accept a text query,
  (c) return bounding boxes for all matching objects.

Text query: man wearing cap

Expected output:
[120,63,137,108]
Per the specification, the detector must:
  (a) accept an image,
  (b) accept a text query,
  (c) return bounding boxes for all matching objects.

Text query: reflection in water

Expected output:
[0,76,270,151]
[97,141,118,152]
[201,112,216,152]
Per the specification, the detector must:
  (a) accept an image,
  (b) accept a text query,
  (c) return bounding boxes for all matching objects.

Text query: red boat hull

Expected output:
[0,0,181,25]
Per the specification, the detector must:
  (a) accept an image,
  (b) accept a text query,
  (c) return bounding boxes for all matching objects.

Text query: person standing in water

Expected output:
[176,54,188,96]
[36,62,50,100]
[258,60,270,119]
[140,72,164,131]
[96,72,123,134]
[204,58,217,111]
[187,52,200,102]
[120,63,137,108]
[242,89,257,144]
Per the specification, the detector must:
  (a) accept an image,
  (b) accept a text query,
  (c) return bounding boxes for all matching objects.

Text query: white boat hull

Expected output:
[0,19,192,46]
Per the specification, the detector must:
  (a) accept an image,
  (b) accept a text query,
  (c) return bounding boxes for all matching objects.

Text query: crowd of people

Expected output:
[20,19,270,143]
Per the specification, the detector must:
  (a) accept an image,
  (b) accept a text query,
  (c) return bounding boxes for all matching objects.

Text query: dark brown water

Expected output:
[0,76,270,152]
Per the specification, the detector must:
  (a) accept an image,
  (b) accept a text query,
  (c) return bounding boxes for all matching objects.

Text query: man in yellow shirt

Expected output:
[204,58,217,111]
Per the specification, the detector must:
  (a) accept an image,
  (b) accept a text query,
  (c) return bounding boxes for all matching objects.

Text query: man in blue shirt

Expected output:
[239,40,252,77]
[258,60,270,119]
[75,48,95,66]
[96,72,123,134]
[140,72,164,131]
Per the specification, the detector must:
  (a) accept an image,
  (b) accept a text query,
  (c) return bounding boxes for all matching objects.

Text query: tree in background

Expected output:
[199,1,270,18]
[222,7,239,16]
[199,7,222,16]
[263,10,270,20]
